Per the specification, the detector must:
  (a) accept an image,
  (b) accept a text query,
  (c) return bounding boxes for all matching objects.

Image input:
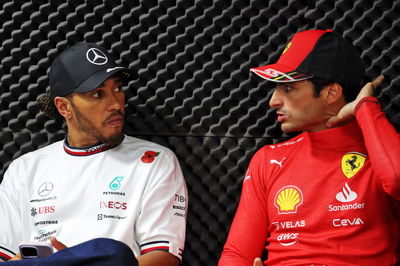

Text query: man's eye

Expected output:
[114,86,123,92]
[283,85,293,92]
[92,91,103,98]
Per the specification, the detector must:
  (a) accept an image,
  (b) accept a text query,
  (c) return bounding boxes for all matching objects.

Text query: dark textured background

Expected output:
[1,0,399,265]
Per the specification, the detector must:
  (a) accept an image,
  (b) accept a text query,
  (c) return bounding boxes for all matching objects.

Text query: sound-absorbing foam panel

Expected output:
[1,0,399,265]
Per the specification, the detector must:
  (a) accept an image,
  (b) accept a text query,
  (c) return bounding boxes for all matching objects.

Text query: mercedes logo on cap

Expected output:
[86,48,108,65]
[38,182,54,197]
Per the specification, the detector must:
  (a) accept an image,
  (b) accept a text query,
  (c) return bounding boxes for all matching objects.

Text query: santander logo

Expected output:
[336,182,357,203]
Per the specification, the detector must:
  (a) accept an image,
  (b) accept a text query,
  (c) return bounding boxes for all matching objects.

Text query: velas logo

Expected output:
[38,182,54,197]
[341,152,366,178]
[274,185,303,214]
[141,151,160,163]
[282,41,292,55]
[86,48,108,65]
[109,176,124,191]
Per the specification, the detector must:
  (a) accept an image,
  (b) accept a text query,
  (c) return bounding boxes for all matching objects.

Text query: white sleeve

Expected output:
[0,162,23,260]
[135,149,188,261]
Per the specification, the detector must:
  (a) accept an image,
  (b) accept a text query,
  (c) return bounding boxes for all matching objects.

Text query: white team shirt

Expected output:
[0,135,188,261]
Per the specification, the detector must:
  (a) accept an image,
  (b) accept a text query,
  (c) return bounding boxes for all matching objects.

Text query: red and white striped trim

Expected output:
[0,246,15,261]
[140,240,169,255]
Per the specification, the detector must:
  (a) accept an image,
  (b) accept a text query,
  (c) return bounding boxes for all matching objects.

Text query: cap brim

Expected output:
[75,67,133,93]
[250,63,313,82]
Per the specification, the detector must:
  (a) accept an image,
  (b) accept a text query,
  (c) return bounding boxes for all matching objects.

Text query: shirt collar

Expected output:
[63,137,121,156]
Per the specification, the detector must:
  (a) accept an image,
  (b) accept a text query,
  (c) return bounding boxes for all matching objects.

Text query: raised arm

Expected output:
[355,96,400,199]
[326,75,400,199]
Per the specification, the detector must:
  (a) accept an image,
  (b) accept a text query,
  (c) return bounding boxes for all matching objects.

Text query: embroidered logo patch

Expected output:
[274,185,303,214]
[141,151,160,163]
[341,152,366,178]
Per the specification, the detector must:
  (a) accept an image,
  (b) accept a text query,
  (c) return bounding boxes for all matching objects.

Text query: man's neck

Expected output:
[66,135,101,148]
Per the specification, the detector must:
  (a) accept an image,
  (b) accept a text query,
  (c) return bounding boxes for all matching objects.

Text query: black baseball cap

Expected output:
[250,29,365,87]
[49,42,132,100]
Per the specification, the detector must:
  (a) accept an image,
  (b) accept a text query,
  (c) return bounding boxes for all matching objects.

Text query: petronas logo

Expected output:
[109,176,124,190]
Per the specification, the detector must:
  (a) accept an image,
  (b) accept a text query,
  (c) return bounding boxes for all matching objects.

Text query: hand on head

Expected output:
[325,75,384,128]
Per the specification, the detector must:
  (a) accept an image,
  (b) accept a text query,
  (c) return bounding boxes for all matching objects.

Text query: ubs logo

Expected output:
[86,48,108,65]
[38,182,54,197]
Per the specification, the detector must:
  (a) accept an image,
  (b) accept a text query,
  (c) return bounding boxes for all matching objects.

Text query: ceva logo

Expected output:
[333,217,364,227]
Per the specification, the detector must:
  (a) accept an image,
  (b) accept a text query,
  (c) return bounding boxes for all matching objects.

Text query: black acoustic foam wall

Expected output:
[1,1,399,265]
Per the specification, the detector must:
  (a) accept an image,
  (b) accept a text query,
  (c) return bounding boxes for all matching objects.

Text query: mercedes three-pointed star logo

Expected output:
[86,48,108,65]
[38,182,54,197]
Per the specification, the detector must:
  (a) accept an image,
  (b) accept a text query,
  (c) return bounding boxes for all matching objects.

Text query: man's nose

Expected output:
[269,89,283,109]
[107,92,124,111]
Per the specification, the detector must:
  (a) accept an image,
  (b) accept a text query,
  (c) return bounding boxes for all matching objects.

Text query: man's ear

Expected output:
[54,96,73,120]
[321,83,344,104]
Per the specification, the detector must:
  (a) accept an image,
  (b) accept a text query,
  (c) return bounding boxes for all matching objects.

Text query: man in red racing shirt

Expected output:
[219,29,400,265]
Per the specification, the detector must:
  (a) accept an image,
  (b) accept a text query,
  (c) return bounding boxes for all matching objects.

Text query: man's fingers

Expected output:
[326,115,341,128]
[253,257,263,266]
[371,75,384,90]
[50,236,67,251]
[359,75,384,99]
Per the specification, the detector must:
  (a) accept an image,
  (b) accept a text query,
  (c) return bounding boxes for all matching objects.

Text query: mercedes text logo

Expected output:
[38,182,54,197]
[86,48,108,65]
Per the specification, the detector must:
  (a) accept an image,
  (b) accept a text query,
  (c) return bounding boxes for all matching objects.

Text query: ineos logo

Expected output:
[38,182,54,197]
[86,48,108,65]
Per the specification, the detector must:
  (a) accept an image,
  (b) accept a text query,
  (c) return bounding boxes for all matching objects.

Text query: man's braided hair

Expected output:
[37,94,65,125]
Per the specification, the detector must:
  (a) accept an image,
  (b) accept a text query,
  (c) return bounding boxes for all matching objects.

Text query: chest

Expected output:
[24,154,152,238]
[265,147,377,223]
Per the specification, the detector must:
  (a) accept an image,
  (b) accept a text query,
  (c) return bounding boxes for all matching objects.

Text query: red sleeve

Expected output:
[355,96,400,199]
[219,149,269,266]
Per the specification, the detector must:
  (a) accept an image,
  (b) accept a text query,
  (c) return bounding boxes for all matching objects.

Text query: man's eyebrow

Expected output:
[96,77,124,89]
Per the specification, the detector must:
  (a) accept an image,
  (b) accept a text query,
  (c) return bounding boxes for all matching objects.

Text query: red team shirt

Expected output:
[220,97,400,265]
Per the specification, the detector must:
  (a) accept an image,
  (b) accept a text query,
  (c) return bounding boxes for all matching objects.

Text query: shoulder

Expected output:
[8,140,63,168]
[122,135,174,152]
[121,135,178,161]
[253,134,306,159]
[3,140,63,186]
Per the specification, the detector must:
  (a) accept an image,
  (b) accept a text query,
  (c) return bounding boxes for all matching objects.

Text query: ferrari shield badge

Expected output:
[341,152,366,178]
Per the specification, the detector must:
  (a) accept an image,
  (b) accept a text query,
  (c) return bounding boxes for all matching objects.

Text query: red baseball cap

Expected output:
[250,29,365,87]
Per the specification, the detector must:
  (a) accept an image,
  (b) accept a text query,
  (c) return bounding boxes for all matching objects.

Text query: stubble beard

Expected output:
[70,102,124,147]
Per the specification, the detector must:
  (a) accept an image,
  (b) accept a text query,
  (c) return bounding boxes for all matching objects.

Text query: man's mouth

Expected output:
[277,112,287,123]
[104,116,124,126]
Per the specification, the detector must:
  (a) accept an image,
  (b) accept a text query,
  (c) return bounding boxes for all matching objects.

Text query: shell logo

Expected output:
[274,185,303,214]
